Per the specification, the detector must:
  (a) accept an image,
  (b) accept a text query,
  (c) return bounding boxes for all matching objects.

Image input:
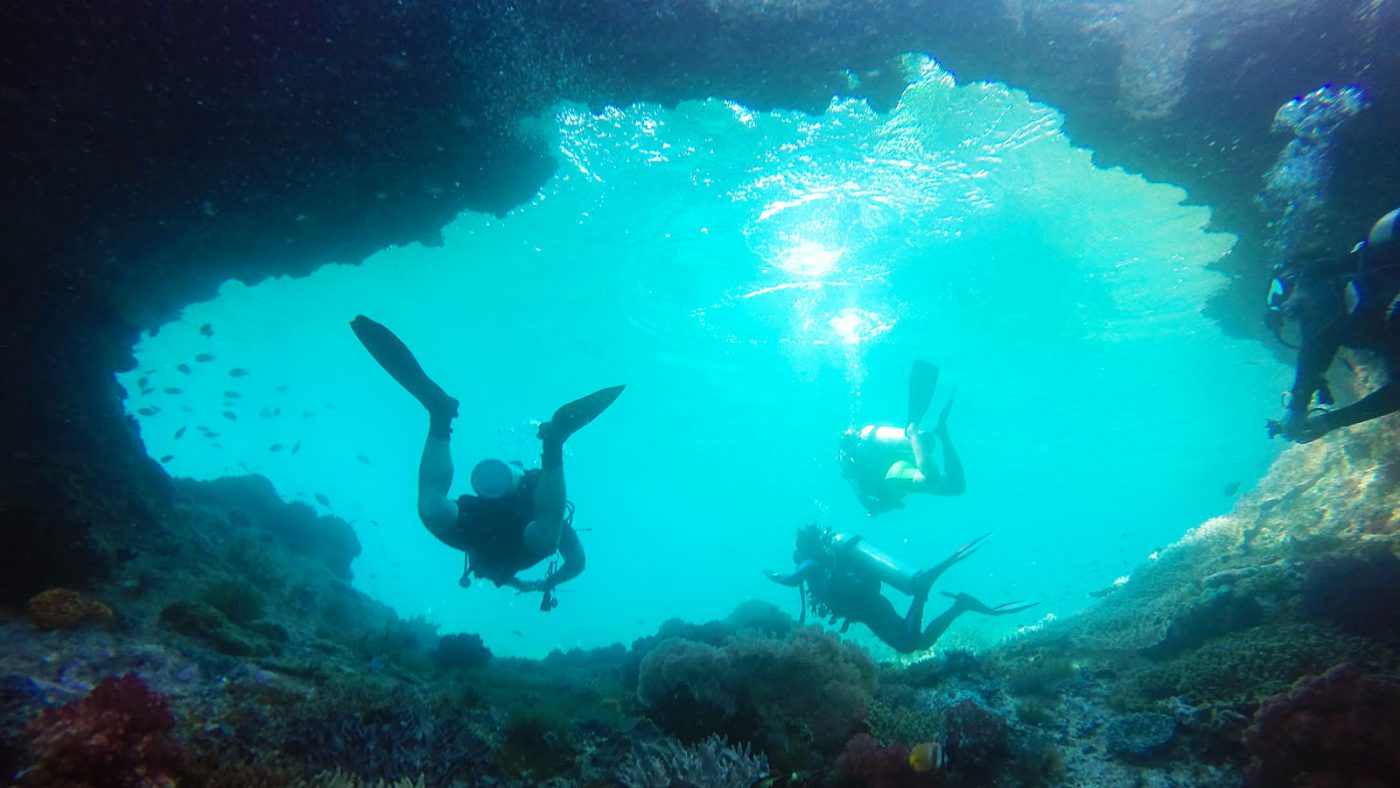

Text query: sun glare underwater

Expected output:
[121,58,1287,660]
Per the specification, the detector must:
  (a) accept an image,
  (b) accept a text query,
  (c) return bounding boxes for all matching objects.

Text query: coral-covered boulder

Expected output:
[836,732,941,788]
[1245,662,1400,787]
[941,698,1008,774]
[25,587,113,630]
[1301,545,1400,637]
[1105,712,1176,763]
[636,627,875,769]
[21,673,185,787]
[434,632,492,671]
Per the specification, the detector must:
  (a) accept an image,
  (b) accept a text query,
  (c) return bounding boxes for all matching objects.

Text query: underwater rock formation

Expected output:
[25,588,113,631]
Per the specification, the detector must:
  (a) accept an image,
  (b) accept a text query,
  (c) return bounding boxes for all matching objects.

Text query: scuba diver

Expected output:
[764,526,1035,654]
[1267,207,1400,443]
[839,360,964,516]
[350,315,624,611]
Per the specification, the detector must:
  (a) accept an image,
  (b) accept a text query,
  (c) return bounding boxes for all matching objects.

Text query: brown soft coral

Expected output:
[26,587,113,630]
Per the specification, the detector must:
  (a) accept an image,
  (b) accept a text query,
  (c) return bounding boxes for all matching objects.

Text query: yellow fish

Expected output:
[909,741,945,773]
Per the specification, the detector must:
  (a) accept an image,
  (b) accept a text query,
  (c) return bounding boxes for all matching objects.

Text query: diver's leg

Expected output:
[860,595,920,654]
[523,385,625,556]
[912,597,971,652]
[917,389,964,495]
[906,428,940,486]
[417,432,459,535]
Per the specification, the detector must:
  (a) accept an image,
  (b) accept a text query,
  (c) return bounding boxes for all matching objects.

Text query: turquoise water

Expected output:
[121,60,1286,659]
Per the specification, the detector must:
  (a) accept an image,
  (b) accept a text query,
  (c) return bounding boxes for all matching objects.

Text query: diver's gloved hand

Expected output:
[1281,408,1331,444]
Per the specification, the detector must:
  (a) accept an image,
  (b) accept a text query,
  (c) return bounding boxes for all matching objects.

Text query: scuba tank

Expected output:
[826,531,922,594]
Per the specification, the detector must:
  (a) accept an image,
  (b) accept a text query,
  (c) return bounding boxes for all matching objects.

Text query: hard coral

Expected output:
[26,587,113,630]
[1244,662,1400,787]
[22,673,185,788]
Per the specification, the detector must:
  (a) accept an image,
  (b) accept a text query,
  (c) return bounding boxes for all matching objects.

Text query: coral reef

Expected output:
[618,734,770,788]
[21,673,185,788]
[1244,662,1400,788]
[835,733,936,788]
[25,588,113,631]
[636,625,875,769]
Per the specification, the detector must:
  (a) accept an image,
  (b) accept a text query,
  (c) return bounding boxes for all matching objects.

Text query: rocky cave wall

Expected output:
[2,0,1398,571]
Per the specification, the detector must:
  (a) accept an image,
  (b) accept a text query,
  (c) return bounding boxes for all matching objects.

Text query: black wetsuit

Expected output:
[1289,232,1400,431]
[786,557,948,655]
[427,469,585,588]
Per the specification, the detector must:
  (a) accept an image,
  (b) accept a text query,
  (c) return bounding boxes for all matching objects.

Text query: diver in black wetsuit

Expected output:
[764,526,1035,654]
[839,360,965,516]
[1269,207,1400,443]
[350,315,624,611]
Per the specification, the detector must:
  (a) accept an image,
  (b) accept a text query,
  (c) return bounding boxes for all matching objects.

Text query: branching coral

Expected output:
[21,673,185,787]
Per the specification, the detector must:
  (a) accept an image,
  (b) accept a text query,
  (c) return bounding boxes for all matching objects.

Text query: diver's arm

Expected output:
[545,525,586,588]
[1288,282,1347,412]
[764,558,823,587]
[1315,380,1400,431]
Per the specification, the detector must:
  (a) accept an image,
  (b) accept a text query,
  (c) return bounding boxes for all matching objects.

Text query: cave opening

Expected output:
[120,59,1286,658]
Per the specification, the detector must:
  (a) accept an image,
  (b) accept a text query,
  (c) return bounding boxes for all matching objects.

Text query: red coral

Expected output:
[23,673,185,787]
[1245,662,1400,788]
[837,733,940,788]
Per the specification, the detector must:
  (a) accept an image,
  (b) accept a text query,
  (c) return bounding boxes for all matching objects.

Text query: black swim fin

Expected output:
[350,315,458,419]
[546,384,625,443]
[907,360,939,428]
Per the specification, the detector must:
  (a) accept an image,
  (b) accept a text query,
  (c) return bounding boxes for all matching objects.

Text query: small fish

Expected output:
[228,368,249,377]
[291,440,301,454]
[223,391,242,399]
[511,630,524,637]
[269,443,284,452]
[314,492,330,506]
[195,352,215,363]
[909,741,945,773]
[222,411,237,421]
[211,442,223,449]
[259,407,279,419]
[301,410,314,419]
[275,384,288,393]
[203,430,220,439]
[325,402,336,410]
[199,323,214,337]
[140,388,155,396]
[147,326,160,338]
[1223,480,1242,496]
[137,407,160,416]
[137,376,149,388]
[173,427,186,440]
[355,454,371,465]
[180,406,194,413]
[159,454,175,463]
[369,519,380,528]
[163,387,183,395]
[176,363,192,375]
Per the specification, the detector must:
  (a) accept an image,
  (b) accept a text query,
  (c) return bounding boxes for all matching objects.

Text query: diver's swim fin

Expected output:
[349,315,457,419]
[546,384,625,443]
[907,360,939,428]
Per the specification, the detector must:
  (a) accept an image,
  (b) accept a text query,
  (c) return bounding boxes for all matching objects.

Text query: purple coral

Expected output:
[1245,662,1400,787]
